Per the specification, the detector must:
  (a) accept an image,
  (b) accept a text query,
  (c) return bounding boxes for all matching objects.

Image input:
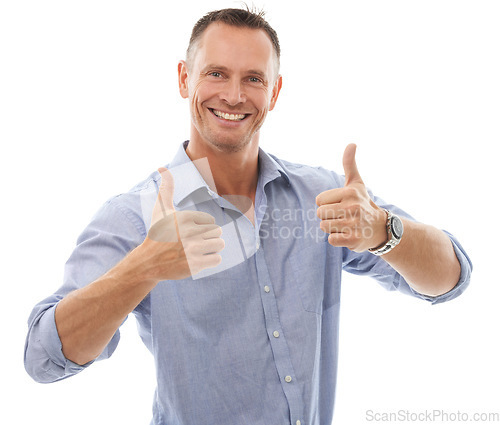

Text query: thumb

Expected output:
[343,143,364,186]
[148,167,179,242]
[156,167,175,217]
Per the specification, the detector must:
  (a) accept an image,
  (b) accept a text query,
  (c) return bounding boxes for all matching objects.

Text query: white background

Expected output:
[1,0,499,424]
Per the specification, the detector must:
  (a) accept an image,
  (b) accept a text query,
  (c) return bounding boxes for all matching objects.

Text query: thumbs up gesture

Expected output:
[316,144,388,252]
[144,167,225,280]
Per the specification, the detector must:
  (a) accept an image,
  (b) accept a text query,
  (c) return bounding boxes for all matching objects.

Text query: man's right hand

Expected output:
[54,166,224,365]
[142,167,224,280]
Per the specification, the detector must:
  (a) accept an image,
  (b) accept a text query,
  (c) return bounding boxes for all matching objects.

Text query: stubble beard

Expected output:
[194,109,262,154]
[208,133,254,153]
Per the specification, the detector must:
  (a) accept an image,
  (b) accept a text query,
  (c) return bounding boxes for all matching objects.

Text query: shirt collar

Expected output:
[167,140,290,208]
[257,146,291,188]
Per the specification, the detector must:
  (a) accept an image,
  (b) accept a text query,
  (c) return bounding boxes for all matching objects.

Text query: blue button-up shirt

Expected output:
[25,141,472,425]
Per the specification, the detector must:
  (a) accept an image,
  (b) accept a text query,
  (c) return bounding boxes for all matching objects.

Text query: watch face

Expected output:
[391,216,404,239]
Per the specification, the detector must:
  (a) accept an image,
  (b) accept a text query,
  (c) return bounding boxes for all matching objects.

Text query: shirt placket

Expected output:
[254,191,306,425]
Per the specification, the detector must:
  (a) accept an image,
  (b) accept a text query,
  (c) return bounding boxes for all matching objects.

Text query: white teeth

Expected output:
[212,109,246,121]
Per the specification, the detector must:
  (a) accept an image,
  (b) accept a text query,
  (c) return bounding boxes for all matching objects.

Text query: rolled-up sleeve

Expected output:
[384,230,472,304]
[24,300,98,383]
[24,195,146,383]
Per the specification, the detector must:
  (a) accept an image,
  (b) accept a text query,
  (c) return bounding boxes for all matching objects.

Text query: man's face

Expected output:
[178,23,282,153]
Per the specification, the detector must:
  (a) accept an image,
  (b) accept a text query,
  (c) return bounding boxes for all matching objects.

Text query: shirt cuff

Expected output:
[404,233,472,305]
[38,303,95,375]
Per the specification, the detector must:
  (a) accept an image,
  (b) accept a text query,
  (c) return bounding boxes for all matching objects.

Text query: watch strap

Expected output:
[368,209,403,256]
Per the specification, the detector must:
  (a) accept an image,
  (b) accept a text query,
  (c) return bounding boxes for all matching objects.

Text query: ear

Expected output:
[268,74,283,111]
[178,60,189,99]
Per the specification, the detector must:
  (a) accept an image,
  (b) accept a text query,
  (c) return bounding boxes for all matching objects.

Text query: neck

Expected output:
[185,134,260,206]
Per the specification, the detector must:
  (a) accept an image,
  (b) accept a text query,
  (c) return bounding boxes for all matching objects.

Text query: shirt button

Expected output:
[256,239,260,250]
[284,375,292,383]
[296,421,302,425]
[273,330,280,338]
[264,286,270,293]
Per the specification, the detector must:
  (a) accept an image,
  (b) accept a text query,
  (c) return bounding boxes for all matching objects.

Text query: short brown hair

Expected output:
[186,6,281,73]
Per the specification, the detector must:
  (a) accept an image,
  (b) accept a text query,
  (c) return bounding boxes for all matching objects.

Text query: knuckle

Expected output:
[346,203,360,216]
[346,217,359,228]
[344,186,358,198]
[324,220,335,233]
[209,254,223,267]
[342,231,356,245]
[316,192,326,206]
[214,238,225,251]
[198,211,216,224]
[176,211,190,224]
[328,234,339,246]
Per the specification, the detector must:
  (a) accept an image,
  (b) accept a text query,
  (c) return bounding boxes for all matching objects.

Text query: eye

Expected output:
[208,71,222,78]
[249,77,262,83]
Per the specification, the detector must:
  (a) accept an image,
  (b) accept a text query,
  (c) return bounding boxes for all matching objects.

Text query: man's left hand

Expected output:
[316,144,388,252]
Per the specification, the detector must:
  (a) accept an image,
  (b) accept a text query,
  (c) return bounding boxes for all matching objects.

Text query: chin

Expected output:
[207,134,255,153]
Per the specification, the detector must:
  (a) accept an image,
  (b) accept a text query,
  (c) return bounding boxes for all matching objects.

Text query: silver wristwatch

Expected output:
[368,209,404,256]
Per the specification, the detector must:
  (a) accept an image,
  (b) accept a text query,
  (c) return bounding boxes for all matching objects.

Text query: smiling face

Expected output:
[178,23,282,154]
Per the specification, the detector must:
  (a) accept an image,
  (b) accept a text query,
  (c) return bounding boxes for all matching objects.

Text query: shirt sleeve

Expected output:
[342,194,472,305]
[24,196,146,383]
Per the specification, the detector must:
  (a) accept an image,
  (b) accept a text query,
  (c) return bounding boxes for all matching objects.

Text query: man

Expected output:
[25,7,472,425]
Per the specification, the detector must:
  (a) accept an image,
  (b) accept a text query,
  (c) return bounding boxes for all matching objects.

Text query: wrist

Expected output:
[368,209,404,256]
[370,207,390,250]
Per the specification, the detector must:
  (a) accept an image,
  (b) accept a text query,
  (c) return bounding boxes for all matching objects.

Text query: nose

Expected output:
[220,79,246,106]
